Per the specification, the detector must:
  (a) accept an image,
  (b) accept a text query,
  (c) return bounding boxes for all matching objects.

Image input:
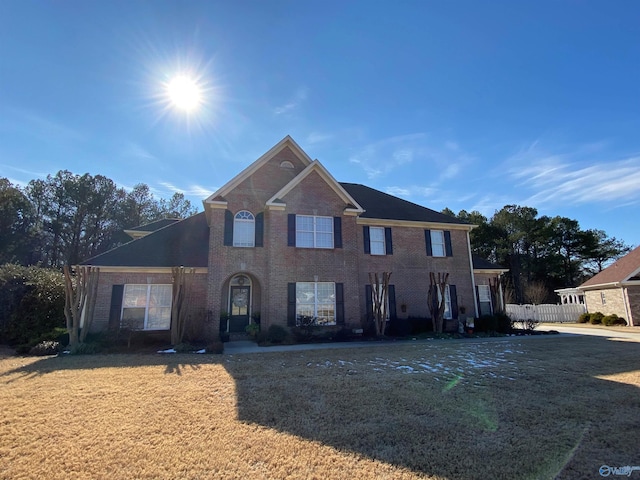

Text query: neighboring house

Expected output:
[577,244,640,326]
[83,136,506,340]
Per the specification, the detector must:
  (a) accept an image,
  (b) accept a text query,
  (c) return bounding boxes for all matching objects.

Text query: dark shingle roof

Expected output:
[472,254,507,271]
[83,213,209,267]
[580,244,640,287]
[127,218,181,232]
[340,183,468,225]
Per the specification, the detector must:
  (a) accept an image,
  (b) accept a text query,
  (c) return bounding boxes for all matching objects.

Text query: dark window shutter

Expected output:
[363,226,371,254]
[223,210,234,246]
[108,284,124,330]
[450,285,458,318]
[287,283,297,326]
[388,284,397,320]
[444,231,453,257]
[255,212,264,247]
[365,285,373,321]
[287,214,296,247]
[425,229,433,256]
[385,227,393,255]
[335,283,345,325]
[334,217,342,248]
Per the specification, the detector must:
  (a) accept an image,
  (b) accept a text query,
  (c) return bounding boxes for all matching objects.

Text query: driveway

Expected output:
[539,324,640,341]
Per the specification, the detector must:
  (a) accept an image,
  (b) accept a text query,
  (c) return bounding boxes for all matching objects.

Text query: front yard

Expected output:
[1,335,639,479]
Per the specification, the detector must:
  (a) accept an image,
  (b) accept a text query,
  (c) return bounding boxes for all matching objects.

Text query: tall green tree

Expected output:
[0,179,36,264]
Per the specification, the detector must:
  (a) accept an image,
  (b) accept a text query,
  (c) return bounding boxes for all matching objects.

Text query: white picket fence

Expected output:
[506,304,586,323]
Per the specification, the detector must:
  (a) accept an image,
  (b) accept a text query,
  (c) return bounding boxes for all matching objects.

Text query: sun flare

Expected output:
[166,75,202,112]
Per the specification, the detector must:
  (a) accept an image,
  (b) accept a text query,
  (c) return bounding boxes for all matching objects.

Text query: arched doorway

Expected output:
[228,274,251,333]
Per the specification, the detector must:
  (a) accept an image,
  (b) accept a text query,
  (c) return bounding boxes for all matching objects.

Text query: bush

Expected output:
[476,315,499,333]
[206,341,224,354]
[602,314,627,326]
[0,264,65,346]
[590,312,604,325]
[577,313,591,324]
[495,313,513,333]
[266,325,289,344]
[29,340,60,356]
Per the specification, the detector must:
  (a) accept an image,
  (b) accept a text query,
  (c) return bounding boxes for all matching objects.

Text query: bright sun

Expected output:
[166,75,202,112]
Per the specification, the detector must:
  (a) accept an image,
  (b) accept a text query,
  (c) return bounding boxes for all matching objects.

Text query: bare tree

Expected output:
[369,272,391,337]
[524,280,547,305]
[63,265,100,348]
[427,272,449,333]
[171,266,196,345]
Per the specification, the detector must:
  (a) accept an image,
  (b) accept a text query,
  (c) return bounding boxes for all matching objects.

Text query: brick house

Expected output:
[578,244,640,326]
[83,136,506,340]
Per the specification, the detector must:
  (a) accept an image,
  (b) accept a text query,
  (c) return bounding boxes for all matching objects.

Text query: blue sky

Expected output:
[1,1,639,247]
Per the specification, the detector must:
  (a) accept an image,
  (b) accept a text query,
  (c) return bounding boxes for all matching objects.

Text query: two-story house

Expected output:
[83,136,506,339]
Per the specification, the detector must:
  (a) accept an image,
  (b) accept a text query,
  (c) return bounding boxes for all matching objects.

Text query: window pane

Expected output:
[431,230,445,257]
[147,307,171,330]
[123,285,147,307]
[233,211,255,247]
[296,216,314,232]
[315,217,333,233]
[316,232,333,248]
[296,231,314,248]
[121,308,145,330]
[370,227,385,255]
[150,285,172,307]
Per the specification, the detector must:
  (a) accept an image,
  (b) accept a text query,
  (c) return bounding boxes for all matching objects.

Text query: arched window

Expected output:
[233,211,255,247]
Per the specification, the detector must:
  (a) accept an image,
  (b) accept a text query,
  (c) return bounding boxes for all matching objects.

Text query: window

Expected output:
[369,227,386,255]
[601,292,607,305]
[296,282,336,325]
[477,285,493,316]
[438,285,452,319]
[233,211,255,247]
[121,284,172,330]
[431,230,446,257]
[296,215,333,248]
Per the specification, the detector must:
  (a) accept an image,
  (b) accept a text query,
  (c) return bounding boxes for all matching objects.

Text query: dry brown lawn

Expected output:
[1,335,639,480]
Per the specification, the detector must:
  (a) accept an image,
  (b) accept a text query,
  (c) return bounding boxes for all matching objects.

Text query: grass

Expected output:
[1,335,639,480]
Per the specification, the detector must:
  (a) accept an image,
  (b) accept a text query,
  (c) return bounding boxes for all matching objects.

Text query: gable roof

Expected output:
[580,244,640,288]
[267,160,364,214]
[472,254,508,272]
[203,135,312,206]
[82,212,209,268]
[340,183,470,226]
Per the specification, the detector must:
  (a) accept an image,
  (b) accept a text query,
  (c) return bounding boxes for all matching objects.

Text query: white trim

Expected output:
[266,160,365,213]
[356,217,474,231]
[204,136,312,205]
[474,268,509,274]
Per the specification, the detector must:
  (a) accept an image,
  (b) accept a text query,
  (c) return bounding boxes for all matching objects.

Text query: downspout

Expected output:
[466,230,479,318]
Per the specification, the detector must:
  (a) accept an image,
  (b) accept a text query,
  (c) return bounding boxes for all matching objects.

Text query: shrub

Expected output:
[266,325,289,344]
[476,315,499,333]
[602,314,627,326]
[495,313,513,333]
[29,341,60,356]
[206,341,224,354]
[0,264,65,346]
[577,313,591,324]
[590,312,604,325]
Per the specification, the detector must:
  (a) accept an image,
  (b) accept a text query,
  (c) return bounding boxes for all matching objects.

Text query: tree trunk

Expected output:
[64,265,100,349]
[428,272,449,334]
[369,272,391,337]
[171,267,195,345]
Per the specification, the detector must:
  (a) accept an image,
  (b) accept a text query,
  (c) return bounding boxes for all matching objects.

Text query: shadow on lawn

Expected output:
[0,351,221,382]
[222,336,640,480]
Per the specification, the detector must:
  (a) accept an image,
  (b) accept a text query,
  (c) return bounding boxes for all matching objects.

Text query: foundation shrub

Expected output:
[29,341,60,356]
[578,313,591,324]
[266,325,288,344]
[206,340,224,354]
[590,312,604,325]
[602,314,627,326]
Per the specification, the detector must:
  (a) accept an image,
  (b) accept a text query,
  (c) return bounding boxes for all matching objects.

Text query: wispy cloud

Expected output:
[123,142,156,161]
[157,181,214,198]
[506,143,640,207]
[274,87,308,115]
[349,133,471,186]
[305,132,334,144]
[385,185,438,198]
[1,108,85,144]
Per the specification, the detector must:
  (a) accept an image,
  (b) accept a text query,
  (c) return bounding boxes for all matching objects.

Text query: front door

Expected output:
[229,286,250,333]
